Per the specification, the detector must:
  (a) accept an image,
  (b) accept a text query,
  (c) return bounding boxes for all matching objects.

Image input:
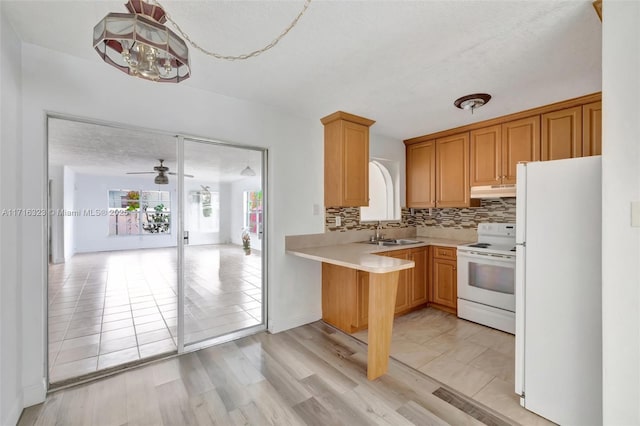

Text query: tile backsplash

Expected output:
[325,198,516,232]
[408,198,516,229]
[325,207,410,232]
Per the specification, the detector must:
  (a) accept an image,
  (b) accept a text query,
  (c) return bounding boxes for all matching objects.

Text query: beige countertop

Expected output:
[286,237,470,274]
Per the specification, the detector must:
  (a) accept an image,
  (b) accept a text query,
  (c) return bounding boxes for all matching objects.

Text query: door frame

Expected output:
[45,112,269,386]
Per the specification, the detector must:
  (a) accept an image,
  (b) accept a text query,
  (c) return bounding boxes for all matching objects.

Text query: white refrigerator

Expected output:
[515,157,602,425]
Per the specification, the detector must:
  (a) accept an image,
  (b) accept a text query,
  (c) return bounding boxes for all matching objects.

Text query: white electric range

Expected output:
[457,223,516,334]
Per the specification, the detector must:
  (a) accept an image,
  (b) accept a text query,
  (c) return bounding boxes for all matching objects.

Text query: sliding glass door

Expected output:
[47,116,267,384]
[180,138,266,348]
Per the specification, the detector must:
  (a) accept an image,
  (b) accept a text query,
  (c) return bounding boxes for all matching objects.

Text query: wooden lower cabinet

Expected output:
[322,263,359,333]
[409,247,428,307]
[380,249,411,314]
[321,246,429,333]
[429,246,458,314]
[355,271,369,329]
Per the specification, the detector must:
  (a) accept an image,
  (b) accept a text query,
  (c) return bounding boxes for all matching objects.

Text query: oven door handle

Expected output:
[457,251,515,261]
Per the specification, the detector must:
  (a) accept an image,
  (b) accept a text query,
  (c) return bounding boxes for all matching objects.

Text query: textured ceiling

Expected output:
[5,0,601,177]
[48,118,263,183]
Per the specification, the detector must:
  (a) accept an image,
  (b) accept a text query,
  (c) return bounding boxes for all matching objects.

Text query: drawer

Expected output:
[433,246,457,260]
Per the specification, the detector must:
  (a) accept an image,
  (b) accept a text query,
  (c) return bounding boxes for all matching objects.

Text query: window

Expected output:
[360,160,398,221]
[243,190,263,236]
[108,190,171,235]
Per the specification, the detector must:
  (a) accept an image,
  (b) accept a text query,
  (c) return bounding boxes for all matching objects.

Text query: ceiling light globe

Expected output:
[155,173,169,185]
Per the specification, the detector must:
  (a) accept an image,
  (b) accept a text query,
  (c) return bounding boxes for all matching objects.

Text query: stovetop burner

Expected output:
[458,223,517,256]
[468,243,491,248]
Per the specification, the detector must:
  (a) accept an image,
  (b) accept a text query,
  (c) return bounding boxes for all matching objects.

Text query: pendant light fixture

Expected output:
[454,93,492,114]
[93,0,312,83]
[93,0,190,83]
[240,166,256,177]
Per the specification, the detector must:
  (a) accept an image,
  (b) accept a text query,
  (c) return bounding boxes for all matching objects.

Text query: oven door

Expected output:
[457,250,515,312]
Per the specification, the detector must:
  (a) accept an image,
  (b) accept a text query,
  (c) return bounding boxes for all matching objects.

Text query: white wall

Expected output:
[0,5,24,425]
[185,180,231,245]
[601,1,640,424]
[18,43,324,407]
[53,170,231,253]
[73,174,177,252]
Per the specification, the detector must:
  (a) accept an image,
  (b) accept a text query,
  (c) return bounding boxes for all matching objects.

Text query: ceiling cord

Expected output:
[150,0,312,61]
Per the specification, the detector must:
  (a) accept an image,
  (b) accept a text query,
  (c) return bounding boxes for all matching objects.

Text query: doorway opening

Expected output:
[46,116,267,385]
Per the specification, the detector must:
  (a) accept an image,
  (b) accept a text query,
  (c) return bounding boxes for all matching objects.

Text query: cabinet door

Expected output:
[355,271,369,329]
[582,101,602,156]
[436,133,471,207]
[470,125,501,186]
[432,258,457,309]
[409,247,428,307]
[382,250,410,313]
[541,107,582,160]
[406,140,436,208]
[395,253,410,314]
[501,116,540,183]
[322,263,358,333]
[342,121,369,206]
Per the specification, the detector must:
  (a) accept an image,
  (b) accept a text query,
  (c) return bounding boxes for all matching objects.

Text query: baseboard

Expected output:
[268,312,321,334]
[3,394,22,426]
[22,378,46,407]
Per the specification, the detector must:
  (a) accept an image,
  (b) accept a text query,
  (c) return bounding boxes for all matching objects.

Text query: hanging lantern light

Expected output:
[93,0,190,83]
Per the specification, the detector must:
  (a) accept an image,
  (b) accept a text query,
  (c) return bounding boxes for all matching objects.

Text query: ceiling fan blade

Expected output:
[126,172,156,174]
[167,172,194,178]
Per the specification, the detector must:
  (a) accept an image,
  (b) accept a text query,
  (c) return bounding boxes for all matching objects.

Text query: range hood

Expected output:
[470,184,517,199]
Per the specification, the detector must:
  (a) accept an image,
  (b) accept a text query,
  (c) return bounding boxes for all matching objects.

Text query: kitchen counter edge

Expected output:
[286,237,470,274]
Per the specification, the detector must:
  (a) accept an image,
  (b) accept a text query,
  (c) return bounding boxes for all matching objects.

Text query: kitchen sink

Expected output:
[362,238,422,246]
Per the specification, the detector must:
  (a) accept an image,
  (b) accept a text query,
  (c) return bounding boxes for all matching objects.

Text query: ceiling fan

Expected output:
[126,159,194,184]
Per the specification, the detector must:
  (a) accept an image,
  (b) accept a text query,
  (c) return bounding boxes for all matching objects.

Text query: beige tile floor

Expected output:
[48,244,263,384]
[353,307,556,425]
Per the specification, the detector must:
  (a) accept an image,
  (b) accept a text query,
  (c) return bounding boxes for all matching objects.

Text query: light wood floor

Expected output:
[20,321,517,426]
[353,308,554,425]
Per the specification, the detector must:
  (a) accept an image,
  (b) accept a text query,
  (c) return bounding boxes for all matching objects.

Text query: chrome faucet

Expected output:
[374,221,383,241]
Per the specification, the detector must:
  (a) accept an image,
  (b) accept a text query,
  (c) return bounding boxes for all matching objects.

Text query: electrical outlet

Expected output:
[335,216,342,227]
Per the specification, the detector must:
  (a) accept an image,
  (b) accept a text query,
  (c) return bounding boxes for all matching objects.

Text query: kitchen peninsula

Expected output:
[286,235,465,380]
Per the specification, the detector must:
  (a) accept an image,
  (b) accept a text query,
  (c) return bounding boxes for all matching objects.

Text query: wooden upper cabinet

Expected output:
[582,101,602,156]
[541,106,582,160]
[406,140,436,208]
[501,116,540,183]
[471,118,540,186]
[321,111,375,207]
[470,125,501,186]
[436,132,471,208]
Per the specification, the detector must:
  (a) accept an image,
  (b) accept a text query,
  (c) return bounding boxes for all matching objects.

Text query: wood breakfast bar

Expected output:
[286,242,415,380]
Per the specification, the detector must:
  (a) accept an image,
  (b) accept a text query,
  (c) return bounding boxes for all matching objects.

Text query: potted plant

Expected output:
[142,203,170,233]
[241,228,251,255]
